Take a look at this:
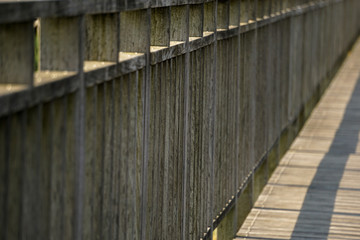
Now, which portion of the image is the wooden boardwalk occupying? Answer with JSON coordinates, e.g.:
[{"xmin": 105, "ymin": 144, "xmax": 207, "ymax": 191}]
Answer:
[{"xmin": 235, "ymin": 39, "xmax": 360, "ymax": 239}]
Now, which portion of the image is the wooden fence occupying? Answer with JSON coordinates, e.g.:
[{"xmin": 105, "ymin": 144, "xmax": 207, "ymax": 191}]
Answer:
[{"xmin": 0, "ymin": 0, "xmax": 359, "ymax": 239}]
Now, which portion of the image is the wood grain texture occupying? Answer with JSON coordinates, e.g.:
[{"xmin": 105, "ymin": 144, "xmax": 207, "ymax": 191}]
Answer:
[
  {"xmin": 0, "ymin": 22, "xmax": 33, "ymax": 85},
  {"xmin": 235, "ymin": 37, "xmax": 360, "ymax": 240},
  {"xmin": 189, "ymin": 4, "xmax": 204, "ymax": 37},
  {"xmin": 1, "ymin": 1, "xmax": 360, "ymax": 240},
  {"xmin": 40, "ymin": 17, "xmax": 80, "ymax": 71},
  {"xmin": 120, "ymin": 10, "xmax": 149, "ymax": 53},
  {"xmin": 85, "ymin": 14, "xmax": 119, "ymax": 61},
  {"xmin": 151, "ymin": 7, "xmax": 171, "ymax": 46}
]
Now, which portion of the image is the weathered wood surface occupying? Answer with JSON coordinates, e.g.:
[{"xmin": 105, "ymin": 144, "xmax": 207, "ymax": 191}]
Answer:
[
  {"xmin": 235, "ymin": 38, "xmax": 360, "ymax": 240},
  {"xmin": 0, "ymin": 1, "xmax": 359, "ymax": 240}
]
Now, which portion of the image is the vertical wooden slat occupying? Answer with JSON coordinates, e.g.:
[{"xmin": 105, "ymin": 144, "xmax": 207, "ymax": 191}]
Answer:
[
  {"xmin": 151, "ymin": 7, "xmax": 171, "ymax": 46},
  {"xmin": 194, "ymin": 49, "xmax": 200, "ymax": 238},
  {"xmin": 213, "ymin": 40, "xmax": 219, "ymax": 221},
  {"xmin": 231, "ymin": 37, "xmax": 238, "ymax": 207},
  {"xmin": 254, "ymin": 26, "xmax": 268, "ymax": 200},
  {"xmin": 0, "ymin": 117, "xmax": 6, "ymax": 240},
  {"xmin": 204, "ymin": 2, "xmax": 215, "ymax": 32},
  {"xmin": 170, "ymin": 57, "xmax": 177, "ymax": 238},
  {"xmin": 0, "ymin": 22, "xmax": 33, "ymax": 85},
  {"xmin": 157, "ymin": 62, "xmax": 166, "ymax": 240},
  {"xmin": 240, "ymin": 0, "xmax": 249, "ymax": 24},
  {"xmin": 198, "ymin": 46, "xmax": 204, "ymax": 239},
  {"xmin": 75, "ymin": 14, "xmax": 85, "ymax": 240},
  {"xmin": 210, "ymin": 2, "xmax": 218, "ymax": 237},
  {"xmin": 139, "ymin": 7, "xmax": 151, "ymax": 240},
  {"xmin": 257, "ymin": 0, "xmax": 264, "ymax": 19},
  {"xmin": 126, "ymin": 73, "xmax": 137, "ymax": 240},
  {"xmin": 248, "ymin": 0, "xmax": 256, "ymax": 22},
  {"xmin": 239, "ymin": 32, "xmax": 246, "ymax": 181},
  {"xmin": 201, "ymin": 45, "xmax": 207, "ymax": 235},
  {"xmin": 188, "ymin": 50, "xmax": 194, "ymax": 240},
  {"xmin": 217, "ymin": 39, "xmax": 224, "ymax": 212},
  {"xmin": 115, "ymin": 77, "xmax": 126, "ymax": 240},
  {"xmin": 136, "ymin": 70, "xmax": 144, "ymax": 240},
  {"xmin": 50, "ymin": 98, "xmax": 66, "ymax": 240},
  {"xmin": 280, "ymin": 19, "xmax": 290, "ymax": 133},
  {"xmin": 230, "ymin": 0, "xmax": 240, "ymax": 26},
  {"xmin": 83, "ymin": 87, "xmax": 96, "ymax": 240},
  {"xmin": 175, "ymin": 55, "xmax": 185, "ymax": 240},
  {"xmin": 208, "ymin": 42, "xmax": 214, "ymax": 232},
  {"xmin": 119, "ymin": 76, "xmax": 130, "ymax": 239},
  {"xmin": 182, "ymin": 4, "xmax": 191, "ymax": 240},
  {"xmin": 166, "ymin": 59, "xmax": 175, "ymax": 237},
  {"xmin": 40, "ymin": 17, "xmax": 80, "ymax": 71},
  {"xmin": 40, "ymin": 103, "xmax": 52, "ymax": 239},
  {"xmin": 243, "ymin": 29, "xmax": 256, "ymax": 176},
  {"xmin": 5, "ymin": 113, "xmax": 23, "ymax": 239},
  {"xmin": 22, "ymin": 106, "xmax": 41, "ymax": 239},
  {"xmin": 266, "ymin": 21, "xmax": 275, "ymax": 152},
  {"xmin": 217, "ymin": 0, "xmax": 229, "ymax": 29},
  {"xmin": 120, "ymin": 10, "xmax": 148, "ymax": 53},
  {"xmin": 112, "ymin": 78, "xmax": 121, "ymax": 240},
  {"xmin": 224, "ymin": 37, "xmax": 230, "ymax": 206},
  {"xmin": 146, "ymin": 64, "xmax": 158, "ymax": 239},
  {"xmin": 128, "ymin": 71, "xmax": 140, "ymax": 240},
  {"xmin": 311, "ymin": 9, "xmax": 319, "ymax": 96},
  {"xmin": 275, "ymin": 20, "xmax": 281, "ymax": 149},
  {"xmin": 234, "ymin": 28, "xmax": 242, "ymax": 232},
  {"xmin": 94, "ymin": 84, "xmax": 103, "ymax": 240},
  {"xmin": 171, "ymin": 6, "xmax": 187, "ymax": 41},
  {"xmin": 102, "ymin": 81, "xmax": 113, "ymax": 239},
  {"xmin": 302, "ymin": 12, "xmax": 311, "ymax": 117},
  {"xmin": 85, "ymin": 13, "xmax": 119, "ymax": 61},
  {"xmin": 224, "ymin": 38, "xmax": 230, "ymax": 205},
  {"xmin": 169, "ymin": 56, "xmax": 177, "ymax": 238},
  {"xmin": 64, "ymin": 94, "xmax": 76, "ymax": 240},
  {"xmin": 152, "ymin": 62, "xmax": 162, "ymax": 239},
  {"xmin": 189, "ymin": 4, "xmax": 204, "ymax": 37},
  {"xmin": 160, "ymin": 60, "xmax": 170, "ymax": 239}
]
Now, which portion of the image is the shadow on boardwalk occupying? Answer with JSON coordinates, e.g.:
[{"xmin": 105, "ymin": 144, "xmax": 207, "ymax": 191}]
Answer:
[{"xmin": 290, "ymin": 72, "xmax": 360, "ymax": 238}]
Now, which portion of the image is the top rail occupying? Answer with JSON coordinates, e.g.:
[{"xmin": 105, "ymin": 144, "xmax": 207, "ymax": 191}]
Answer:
[{"xmin": 0, "ymin": 0, "xmax": 217, "ymax": 24}]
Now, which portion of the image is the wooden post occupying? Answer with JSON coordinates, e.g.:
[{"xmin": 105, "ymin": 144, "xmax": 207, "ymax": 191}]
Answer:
[
  {"xmin": 189, "ymin": 4, "xmax": 204, "ymax": 37},
  {"xmin": 240, "ymin": 0, "xmax": 249, "ymax": 24},
  {"xmin": 40, "ymin": 17, "xmax": 80, "ymax": 71},
  {"xmin": 120, "ymin": 9, "xmax": 148, "ymax": 53},
  {"xmin": 230, "ymin": 0, "xmax": 241, "ymax": 27},
  {"xmin": 171, "ymin": 5, "xmax": 187, "ymax": 41},
  {"xmin": 217, "ymin": 0, "xmax": 230, "ymax": 30},
  {"xmin": 204, "ymin": 2, "xmax": 215, "ymax": 32},
  {"xmin": 85, "ymin": 13, "xmax": 119, "ymax": 62},
  {"xmin": 0, "ymin": 22, "xmax": 33, "ymax": 85},
  {"xmin": 151, "ymin": 7, "xmax": 171, "ymax": 46}
]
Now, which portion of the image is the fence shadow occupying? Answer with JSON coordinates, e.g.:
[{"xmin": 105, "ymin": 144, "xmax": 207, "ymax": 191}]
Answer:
[{"xmin": 290, "ymin": 72, "xmax": 360, "ymax": 239}]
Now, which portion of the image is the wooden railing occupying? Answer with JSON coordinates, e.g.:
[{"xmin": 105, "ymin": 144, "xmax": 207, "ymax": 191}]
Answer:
[{"xmin": 0, "ymin": 0, "xmax": 359, "ymax": 239}]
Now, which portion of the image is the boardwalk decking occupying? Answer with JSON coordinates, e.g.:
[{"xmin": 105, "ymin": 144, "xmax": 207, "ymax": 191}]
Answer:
[{"xmin": 235, "ymin": 39, "xmax": 360, "ymax": 239}]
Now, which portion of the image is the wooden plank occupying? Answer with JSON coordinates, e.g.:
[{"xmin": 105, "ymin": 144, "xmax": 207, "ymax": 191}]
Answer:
[
  {"xmin": 83, "ymin": 87, "xmax": 96, "ymax": 240},
  {"xmin": 5, "ymin": 112, "xmax": 24, "ymax": 239},
  {"xmin": 0, "ymin": 117, "xmax": 7, "ymax": 240},
  {"xmin": 64, "ymin": 94, "xmax": 76, "ymax": 240},
  {"xmin": 0, "ymin": 22, "xmax": 33, "ymax": 85},
  {"xmin": 22, "ymin": 106, "xmax": 41, "ymax": 239}
]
